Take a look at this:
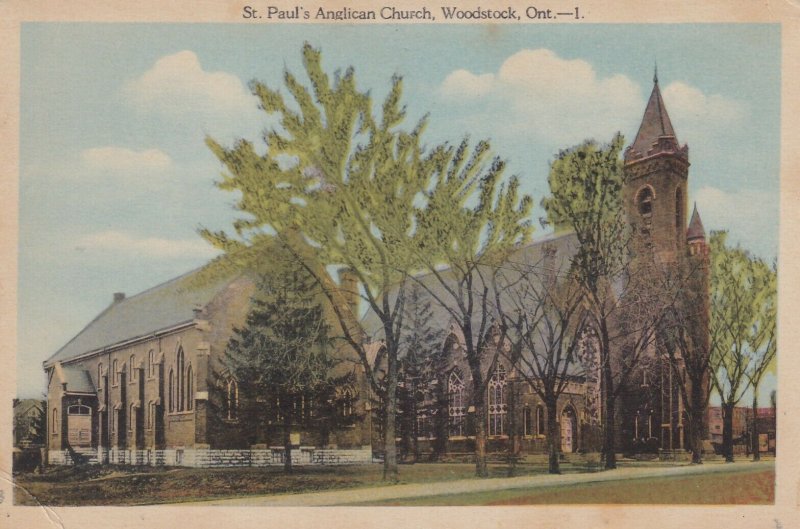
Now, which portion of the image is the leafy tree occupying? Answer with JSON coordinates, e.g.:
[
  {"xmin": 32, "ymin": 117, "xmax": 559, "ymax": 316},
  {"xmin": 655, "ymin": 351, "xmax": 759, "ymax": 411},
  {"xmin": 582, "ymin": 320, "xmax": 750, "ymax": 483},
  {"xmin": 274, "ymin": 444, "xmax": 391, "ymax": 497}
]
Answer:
[
  {"xmin": 223, "ymin": 263, "xmax": 343, "ymax": 472},
  {"xmin": 410, "ymin": 140, "xmax": 534, "ymax": 477},
  {"xmin": 709, "ymin": 231, "xmax": 776, "ymax": 462},
  {"xmin": 541, "ymin": 134, "xmax": 667, "ymax": 470},
  {"xmin": 201, "ymin": 44, "xmax": 449, "ymax": 481},
  {"xmin": 494, "ymin": 252, "xmax": 586, "ymax": 474}
]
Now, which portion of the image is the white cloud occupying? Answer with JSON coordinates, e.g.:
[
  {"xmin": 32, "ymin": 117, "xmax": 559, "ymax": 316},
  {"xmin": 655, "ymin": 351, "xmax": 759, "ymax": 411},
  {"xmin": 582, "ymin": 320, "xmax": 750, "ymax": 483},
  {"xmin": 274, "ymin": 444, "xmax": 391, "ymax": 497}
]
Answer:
[
  {"xmin": 81, "ymin": 146, "xmax": 172, "ymax": 173},
  {"xmin": 661, "ymin": 82, "xmax": 746, "ymax": 147},
  {"xmin": 76, "ymin": 230, "xmax": 220, "ymax": 260},
  {"xmin": 694, "ymin": 186, "xmax": 777, "ymax": 261},
  {"xmin": 125, "ymin": 50, "xmax": 255, "ymax": 116},
  {"xmin": 436, "ymin": 48, "xmax": 643, "ymax": 144},
  {"xmin": 439, "ymin": 69, "xmax": 494, "ymax": 99}
]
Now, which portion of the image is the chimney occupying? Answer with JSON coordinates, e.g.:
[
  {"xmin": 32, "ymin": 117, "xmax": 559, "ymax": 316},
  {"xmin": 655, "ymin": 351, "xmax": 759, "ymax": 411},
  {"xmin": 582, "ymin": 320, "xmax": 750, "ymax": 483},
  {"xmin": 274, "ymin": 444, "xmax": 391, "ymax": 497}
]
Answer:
[
  {"xmin": 113, "ymin": 292, "xmax": 126, "ymax": 303},
  {"xmin": 337, "ymin": 268, "xmax": 359, "ymax": 316}
]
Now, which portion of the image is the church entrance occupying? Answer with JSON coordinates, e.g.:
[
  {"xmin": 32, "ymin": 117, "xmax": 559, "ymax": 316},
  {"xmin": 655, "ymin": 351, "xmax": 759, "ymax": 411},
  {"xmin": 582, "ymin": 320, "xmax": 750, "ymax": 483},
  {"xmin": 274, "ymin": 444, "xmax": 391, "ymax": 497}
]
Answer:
[{"xmin": 561, "ymin": 407, "xmax": 576, "ymax": 453}]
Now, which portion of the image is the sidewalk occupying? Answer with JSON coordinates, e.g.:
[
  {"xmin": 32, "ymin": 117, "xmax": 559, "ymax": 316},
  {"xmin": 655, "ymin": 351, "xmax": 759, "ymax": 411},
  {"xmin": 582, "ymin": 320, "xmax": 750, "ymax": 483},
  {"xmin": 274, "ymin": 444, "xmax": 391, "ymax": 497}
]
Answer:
[{"xmin": 191, "ymin": 459, "xmax": 773, "ymax": 506}]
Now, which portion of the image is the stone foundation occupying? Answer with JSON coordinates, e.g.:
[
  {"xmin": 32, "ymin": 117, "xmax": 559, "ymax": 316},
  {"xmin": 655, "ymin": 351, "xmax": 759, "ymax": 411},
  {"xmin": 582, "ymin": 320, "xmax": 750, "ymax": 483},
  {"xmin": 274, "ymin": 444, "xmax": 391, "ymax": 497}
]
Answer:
[{"xmin": 48, "ymin": 447, "xmax": 374, "ymax": 467}]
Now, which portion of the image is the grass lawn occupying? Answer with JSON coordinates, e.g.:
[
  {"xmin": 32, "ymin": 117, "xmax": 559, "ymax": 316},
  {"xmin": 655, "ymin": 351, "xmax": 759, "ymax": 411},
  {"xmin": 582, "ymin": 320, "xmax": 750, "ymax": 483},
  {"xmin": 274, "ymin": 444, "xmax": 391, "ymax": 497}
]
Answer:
[
  {"xmin": 14, "ymin": 459, "xmax": 773, "ymax": 506},
  {"xmin": 356, "ymin": 465, "xmax": 775, "ymax": 505},
  {"xmin": 13, "ymin": 460, "xmax": 594, "ymax": 506}
]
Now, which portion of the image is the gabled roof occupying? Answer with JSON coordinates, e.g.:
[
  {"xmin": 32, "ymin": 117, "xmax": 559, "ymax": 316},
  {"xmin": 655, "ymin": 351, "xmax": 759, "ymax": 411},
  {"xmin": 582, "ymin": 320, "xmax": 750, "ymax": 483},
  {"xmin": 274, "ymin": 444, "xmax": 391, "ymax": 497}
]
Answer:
[
  {"xmin": 360, "ymin": 231, "xmax": 581, "ymax": 363},
  {"xmin": 59, "ymin": 366, "xmax": 96, "ymax": 394},
  {"xmin": 687, "ymin": 203, "xmax": 706, "ymax": 241},
  {"xmin": 44, "ymin": 268, "xmax": 236, "ymax": 367},
  {"xmin": 629, "ymin": 75, "xmax": 678, "ymax": 157}
]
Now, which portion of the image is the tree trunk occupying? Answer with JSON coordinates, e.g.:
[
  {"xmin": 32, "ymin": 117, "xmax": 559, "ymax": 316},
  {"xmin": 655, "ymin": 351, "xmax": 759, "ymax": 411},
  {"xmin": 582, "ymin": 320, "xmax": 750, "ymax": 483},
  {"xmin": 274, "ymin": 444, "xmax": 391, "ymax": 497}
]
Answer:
[
  {"xmin": 383, "ymin": 354, "xmax": 399, "ymax": 482},
  {"xmin": 474, "ymin": 400, "xmax": 488, "ymax": 478},
  {"xmin": 722, "ymin": 402, "xmax": 735, "ymax": 463},
  {"xmin": 283, "ymin": 403, "xmax": 293, "ymax": 473},
  {"xmin": 599, "ymin": 321, "xmax": 617, "ymax": 470},
  {"xmin": 689, "ymin": 378, "xmax": 706, "ymax": 464},
  {"xmin": 752, "ymin": 392, "xmax": 760, "ymax": 462},
  {"xmin": 545, "ymin": 397, "xmax": 560, "ymax": 474}
]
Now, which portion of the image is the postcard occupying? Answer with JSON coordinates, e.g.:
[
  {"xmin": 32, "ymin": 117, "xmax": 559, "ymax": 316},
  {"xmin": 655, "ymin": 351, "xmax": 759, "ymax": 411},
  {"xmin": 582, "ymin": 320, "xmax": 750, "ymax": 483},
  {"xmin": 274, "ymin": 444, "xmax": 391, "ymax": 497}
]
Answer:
[{"xmin": 1, "ymin": 1, "xmax": 798, "ymax": 528}]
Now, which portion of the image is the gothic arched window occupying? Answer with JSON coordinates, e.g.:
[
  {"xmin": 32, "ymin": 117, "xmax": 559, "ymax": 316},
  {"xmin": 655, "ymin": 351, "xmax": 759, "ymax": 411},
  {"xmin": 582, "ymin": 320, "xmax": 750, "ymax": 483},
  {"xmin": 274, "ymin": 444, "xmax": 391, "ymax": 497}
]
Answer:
[
  {"xmin": 636, "ymin": 186, "xmax": 654, "ymax": 217},
  {"xmin": 130, "ymin": 354, "xmax": 136, "ymax": 382},
  {"xmin": 523, "ymin": 406, "xmax": 532, "ymax": 436},
  {"xmin": 148, "ymin": 350, "xmax": 155, "ymax": 378},
  {"xmin": 176, "ymin": 347, "xmax": 185, "ymax": 411},
  {"xmin": 340, "ymin": 387, "xmax": 354, "ymax": 417},
  {"xmin": 225, "ymin": 378, "xmax": 238, "ymax": 420},
  {"xmin": 113, "ymin": 359, "xmax": 119, "ymax": 386},
  {"xmin": 168, "ymin": 369, "xmax": 174, "ymax": 413},
  {"xmin": 536, "ymin": 405, "xmax": 545, "ymax": 436},
  {"xmin": 186, "ymin": 364, "xmax": 193, "ymax": 411},
  {"xmin": 488, "ymin": 365, "xmax": 507, "ymax": 436},
  {"xmin": 448, "ymin": 369, "xmax": 466, "ymax": 437}
]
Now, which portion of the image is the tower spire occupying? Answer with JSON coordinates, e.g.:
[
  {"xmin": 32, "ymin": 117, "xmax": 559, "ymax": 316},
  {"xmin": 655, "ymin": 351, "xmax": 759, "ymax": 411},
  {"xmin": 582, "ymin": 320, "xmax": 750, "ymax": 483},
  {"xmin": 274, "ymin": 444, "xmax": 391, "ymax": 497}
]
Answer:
[{"xmin": 654, "ymin": 62, "xmax": 658, "ymax": 84}]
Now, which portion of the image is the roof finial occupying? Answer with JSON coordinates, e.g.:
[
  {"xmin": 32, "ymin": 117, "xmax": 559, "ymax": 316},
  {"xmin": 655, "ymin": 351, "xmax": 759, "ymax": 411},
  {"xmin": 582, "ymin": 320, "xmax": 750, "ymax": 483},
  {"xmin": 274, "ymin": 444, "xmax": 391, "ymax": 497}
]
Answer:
[{"xmin": 654, "ymin": 62, "xmax": 659, "ymax": 84}]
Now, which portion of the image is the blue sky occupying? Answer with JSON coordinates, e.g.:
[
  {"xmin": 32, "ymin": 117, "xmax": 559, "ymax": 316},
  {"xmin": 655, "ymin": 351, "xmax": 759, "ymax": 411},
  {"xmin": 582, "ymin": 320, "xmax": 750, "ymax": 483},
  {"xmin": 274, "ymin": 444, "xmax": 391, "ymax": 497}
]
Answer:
[{"xmin": 18, "ymin": 23, "xmax": 780, "ymax": 400}]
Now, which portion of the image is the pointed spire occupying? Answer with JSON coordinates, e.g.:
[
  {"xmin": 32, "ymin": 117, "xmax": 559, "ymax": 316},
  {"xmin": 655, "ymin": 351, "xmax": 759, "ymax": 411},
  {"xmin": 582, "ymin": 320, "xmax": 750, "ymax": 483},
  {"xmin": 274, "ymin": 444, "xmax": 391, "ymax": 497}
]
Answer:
[
  {"xmin": 628, "ymin": 72, "xmax": 678, "ymax": 159},
  {"xmin": 654, "ymin": 62, "xmax": 658, "ymax": 84},
  {"xmin": 687, "ymin": 203, "xmax": 706, "ymax": 241}
]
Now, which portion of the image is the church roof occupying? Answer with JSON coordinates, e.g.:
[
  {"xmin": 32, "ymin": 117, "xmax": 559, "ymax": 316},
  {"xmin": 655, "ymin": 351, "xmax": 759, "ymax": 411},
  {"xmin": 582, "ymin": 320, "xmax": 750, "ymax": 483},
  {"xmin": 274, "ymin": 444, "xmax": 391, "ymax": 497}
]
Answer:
[
  {"xmin": 59, "ymin": 366, "xmax": 96, "ymax": 394},
  {"xmin": 687, "ymin": 203, "xmax": 706, "ymax": 240},
  {"xmin": 44, "ymin": 268, "xmax": 236, "ymax": 367},
  {"xmin": 629, "ymin": 74, "xmax": 678, "ymax": 157}
]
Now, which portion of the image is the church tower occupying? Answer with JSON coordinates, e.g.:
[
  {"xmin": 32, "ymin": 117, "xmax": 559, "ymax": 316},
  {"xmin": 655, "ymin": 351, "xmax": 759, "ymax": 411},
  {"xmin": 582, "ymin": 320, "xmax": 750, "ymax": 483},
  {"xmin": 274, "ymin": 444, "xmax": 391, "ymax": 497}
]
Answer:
[{"xmin": 623, "ymin": 70, "xmax": 690, "ymax": 262}]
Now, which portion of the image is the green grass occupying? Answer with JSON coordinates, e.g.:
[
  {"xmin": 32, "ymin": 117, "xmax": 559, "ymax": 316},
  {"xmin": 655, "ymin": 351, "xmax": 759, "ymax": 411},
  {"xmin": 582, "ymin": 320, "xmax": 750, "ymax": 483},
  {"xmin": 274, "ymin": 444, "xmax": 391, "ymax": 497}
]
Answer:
[
  {"xmin": 14, "ymin": 459, "xmax": 772, "ymax": 506},
  {"xmin": 356, "ymin": 466, "xmax": 775, "ymax": 505},
  {"xmin": 14, "ymin": 461, "xmax": 585, "ymax": 506}
]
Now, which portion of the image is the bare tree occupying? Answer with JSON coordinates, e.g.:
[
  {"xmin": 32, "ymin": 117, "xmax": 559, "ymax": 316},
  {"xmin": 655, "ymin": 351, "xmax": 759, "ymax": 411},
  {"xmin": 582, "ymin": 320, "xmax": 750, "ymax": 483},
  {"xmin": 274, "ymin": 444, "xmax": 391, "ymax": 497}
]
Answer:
[{"xmin": 493, "ymin": 251, "xmax": 586, "ymax": 474}]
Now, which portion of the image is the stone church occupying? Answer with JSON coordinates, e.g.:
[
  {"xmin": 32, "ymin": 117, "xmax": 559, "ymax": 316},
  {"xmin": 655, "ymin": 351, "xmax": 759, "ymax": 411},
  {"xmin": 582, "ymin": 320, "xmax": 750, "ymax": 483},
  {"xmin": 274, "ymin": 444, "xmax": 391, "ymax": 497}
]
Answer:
[{"xmin": 43, "ymin": 73, "xmax": 708, "ymax": 466}]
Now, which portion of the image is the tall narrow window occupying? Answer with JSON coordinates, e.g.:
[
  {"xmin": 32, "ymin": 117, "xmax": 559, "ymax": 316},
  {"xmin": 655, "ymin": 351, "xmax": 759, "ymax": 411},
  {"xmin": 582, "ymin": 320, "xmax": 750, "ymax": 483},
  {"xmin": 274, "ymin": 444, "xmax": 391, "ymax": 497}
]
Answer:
[
  {"xmin": 524, "ymin": 407, "xmax": 532, "ymax": 436},
  {"xmin": 448, "ymin": 369, "xmax": 466, "ymax": 437},
  {"xmin": 113, "ymin": 359, "xmax": 119, "ymax": 385},
  {"xmin": 177, "ymin": 347, "xmax": 185, "ymax": 411},
  {"xmin": 130, "ymin": 354, "xmax": 136, "ymax": 381},
  {"xmin": 226, "ymin": 378, "xmax": 238, "ymax": 420},
  {"xmin": 637, "ymin": 186, "xmax": 654, "ymax": 217},
  {"xmin": 536, "ymin": 405, "xmax": 545, "ymax": 436},
  {"xmin": 52, "ymin": 408, "xmax": 58, "ymax": 436},
  {"xmin": 98, "ymin": 363, "xmax": 103, "ymax": 385},
  {"xmin": 488, "ymin": 365, "xmax": 507, "ymax": 436},
  {"xmin": 148, "ymin": 350, "xmax": 155, "ymax": 378},
  {"xmin": 168, "ymin": 369, "xmax": 174, "ymax": 412},
  {"xmin": 186, "ymin": 365, "xmax": 193, "ymax": 411},
  {"xmin": 341, "ymin": 388, "xmax": 354, "ymax": 417}
]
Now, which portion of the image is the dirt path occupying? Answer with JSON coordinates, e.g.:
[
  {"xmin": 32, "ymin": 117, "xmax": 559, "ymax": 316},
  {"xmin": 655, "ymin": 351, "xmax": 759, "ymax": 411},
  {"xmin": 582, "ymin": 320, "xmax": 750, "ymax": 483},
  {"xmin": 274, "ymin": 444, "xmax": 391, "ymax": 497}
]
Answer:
[{"xmin": 189, "ymin": 460, "xmax": 773, "ymax": 506}]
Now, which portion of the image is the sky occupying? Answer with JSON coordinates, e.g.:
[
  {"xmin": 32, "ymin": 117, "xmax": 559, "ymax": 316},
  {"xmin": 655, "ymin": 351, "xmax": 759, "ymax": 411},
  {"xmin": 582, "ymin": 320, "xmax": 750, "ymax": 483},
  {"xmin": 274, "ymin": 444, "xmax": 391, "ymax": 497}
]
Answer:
[{"xmin": 17, "ymin": 23, "xmax": 780, "ymax": 401}]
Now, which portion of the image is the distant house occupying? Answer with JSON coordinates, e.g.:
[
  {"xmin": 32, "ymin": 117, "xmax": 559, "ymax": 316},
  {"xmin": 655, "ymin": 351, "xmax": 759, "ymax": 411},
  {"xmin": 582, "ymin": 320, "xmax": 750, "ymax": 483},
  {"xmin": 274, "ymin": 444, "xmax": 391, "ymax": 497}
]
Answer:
[
  {"xmin": 706, "ymin": 406, "xmax": 776, "ymax": 454},
  {"xmin": 13, "ymin": 398, "xmax": 45, "ymax": 448}
]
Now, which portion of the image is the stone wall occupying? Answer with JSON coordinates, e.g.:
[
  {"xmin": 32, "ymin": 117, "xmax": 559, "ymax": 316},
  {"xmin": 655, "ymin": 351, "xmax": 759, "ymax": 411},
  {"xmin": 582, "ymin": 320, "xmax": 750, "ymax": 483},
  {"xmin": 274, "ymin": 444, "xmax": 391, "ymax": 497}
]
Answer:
[{"xmin": 47, "ymin": 447, "xmax": 374, "ymax": 468}]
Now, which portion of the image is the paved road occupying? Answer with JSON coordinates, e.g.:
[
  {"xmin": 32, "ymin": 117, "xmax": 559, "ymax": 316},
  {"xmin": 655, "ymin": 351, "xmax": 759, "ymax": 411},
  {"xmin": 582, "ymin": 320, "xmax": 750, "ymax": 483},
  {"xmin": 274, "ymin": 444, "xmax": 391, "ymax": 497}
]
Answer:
[{"xmin": 190, "ymin": 460, "xmax": 773, "ymax": 506}]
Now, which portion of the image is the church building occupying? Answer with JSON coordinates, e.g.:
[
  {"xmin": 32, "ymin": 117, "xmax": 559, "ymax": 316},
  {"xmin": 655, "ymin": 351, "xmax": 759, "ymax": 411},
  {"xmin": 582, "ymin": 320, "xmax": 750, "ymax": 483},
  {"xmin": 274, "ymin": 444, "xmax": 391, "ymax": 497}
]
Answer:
[{"xmin": 43, "ymin": 72, "xmax": 708, "ymax": 466}]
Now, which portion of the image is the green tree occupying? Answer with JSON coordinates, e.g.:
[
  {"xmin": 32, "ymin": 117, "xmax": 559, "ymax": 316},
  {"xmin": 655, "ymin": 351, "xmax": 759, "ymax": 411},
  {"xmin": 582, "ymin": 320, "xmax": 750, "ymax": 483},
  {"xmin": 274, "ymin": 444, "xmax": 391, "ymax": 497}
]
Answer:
[
  {"xmin": 411, "ymin": 140, "xmax": 534, "ymax": 477},
  {"xmin": 202, "ymin": 44, "xmax": 445, "ymax": 481},
  {"xmin": 709, "ymin": 231, "xmax": 776, "ymax": 462},
  {"xmin": 224, "ymin": 264, "xmax": 339, "ymax": 473},
  {"xmin": 541, "ymin": 134, "xmax": 666, "ymax": 470}
]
